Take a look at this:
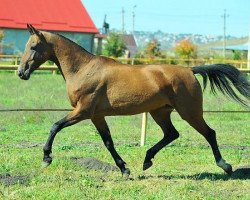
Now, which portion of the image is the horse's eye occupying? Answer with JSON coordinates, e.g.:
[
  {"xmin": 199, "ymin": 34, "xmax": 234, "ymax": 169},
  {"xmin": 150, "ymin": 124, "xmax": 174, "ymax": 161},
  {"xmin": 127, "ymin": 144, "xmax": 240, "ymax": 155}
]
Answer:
[{"xmin": 31, "ymin": 46, "xmax": 36, "ymax": 50}]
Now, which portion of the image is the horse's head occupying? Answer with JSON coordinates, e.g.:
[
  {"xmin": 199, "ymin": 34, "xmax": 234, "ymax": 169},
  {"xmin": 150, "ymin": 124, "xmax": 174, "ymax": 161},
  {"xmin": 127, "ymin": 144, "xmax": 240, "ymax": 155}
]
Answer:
[{"xmin": 18, "ymin": 24, "xmax": 52, "ymax": 80}]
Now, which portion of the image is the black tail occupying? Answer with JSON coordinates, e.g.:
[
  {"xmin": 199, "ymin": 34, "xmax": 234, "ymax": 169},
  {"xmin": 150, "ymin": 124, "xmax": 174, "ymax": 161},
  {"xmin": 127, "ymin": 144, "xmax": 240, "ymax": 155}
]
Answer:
[{"xmin": 192, "ymin": 64, "xmax": 250, "ymax": 106}]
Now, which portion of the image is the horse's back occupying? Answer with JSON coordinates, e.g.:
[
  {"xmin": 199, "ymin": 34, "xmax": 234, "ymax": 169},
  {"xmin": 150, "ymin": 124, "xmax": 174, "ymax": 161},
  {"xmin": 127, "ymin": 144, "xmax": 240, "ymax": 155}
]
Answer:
[{"xmin": 96, "ymin": 63, "xmax": 199, "ymax": 115}]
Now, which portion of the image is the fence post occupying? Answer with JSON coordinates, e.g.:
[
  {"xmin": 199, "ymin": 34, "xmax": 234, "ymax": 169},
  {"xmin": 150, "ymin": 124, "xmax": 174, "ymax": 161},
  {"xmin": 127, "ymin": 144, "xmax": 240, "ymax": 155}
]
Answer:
[
  {"xmin": 52, "ymin": 63, "xmax": 56, "ymax": 75},
  {"xmin": 131, "ymin": 59, "xmax": 148, "ymax": 146},
  {"xmin": 140, "ymin": 112, "xmax": 148, "ymax": 146},
  {"xmin": 14, "ymin": 55, "xmax": 18, "ymax": 75},
  {"xmin": 131, "ymin": 58, "xmax": 134, "ymax": 65}
]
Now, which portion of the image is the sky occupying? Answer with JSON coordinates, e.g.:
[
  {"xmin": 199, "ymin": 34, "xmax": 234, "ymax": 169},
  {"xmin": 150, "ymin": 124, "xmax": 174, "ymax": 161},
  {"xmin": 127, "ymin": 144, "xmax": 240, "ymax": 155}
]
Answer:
[{"xmin": 83, "ymin": 0, "xmax": 250, "ymax": 37}]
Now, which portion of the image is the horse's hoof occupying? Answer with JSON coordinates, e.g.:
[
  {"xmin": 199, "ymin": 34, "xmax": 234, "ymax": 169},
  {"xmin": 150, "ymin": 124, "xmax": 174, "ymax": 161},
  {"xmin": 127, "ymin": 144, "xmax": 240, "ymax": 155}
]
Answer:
[
  {"xmin": 122, "ymin": 168, "xmax": 131, "ymax": 179},
  {"xmin": 42, "ymin": 161, "xmax": 51, "ymax": 168},
  {"xmin": 217, "ymin": 159, "xmax": 233, "ymax": 175},
  {"xmin": 143, "ymin": 161, "xmax": 153, "ymax": 171},
  {"xmin": 42, "ymin": 157, "xmax": 52, "ymax": 168},
  {"xmin": 224, "ymin": 164, "xmax": 233, "ymax": 175}
]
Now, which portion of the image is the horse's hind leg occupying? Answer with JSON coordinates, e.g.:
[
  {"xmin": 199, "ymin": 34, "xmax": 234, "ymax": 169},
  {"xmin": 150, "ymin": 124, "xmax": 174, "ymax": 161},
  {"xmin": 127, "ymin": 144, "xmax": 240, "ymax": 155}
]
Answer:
[
  {"xmin": 177, "ymin": 108, "xmax": 233, "ymax": 175},
  {"xmin": 91, "ymin": 116, "xmax": 130, "ymax": 177},
  {"xmin": 143, "ymin": 107, "xmax": 179, "ymax": 170}
]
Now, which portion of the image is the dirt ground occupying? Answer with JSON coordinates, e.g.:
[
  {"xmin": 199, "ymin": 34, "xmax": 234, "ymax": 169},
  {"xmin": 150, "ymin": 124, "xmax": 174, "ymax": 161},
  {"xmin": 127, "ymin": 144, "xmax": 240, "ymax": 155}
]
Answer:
[
  {"xmin": 0, "ymin": 173, "xmax": 29, "ymax": 186},
  {"xmin": 71, "ymin": 157, "xmax": 119, "ymax": 173}
]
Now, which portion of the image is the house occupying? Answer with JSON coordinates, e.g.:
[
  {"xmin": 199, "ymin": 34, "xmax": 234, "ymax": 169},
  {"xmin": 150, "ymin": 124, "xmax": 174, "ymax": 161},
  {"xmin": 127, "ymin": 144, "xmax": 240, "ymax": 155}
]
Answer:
[
  {"xmin": 0, "ymin": 0, "xmax": 98, "ymax": 54},
  {"xmin": 212, "ymin": 42, "xmax": 250, "ymax": 69},
  {"xmin": 123, "ymin": 34, "xmax": 138, "ymax": 58}
]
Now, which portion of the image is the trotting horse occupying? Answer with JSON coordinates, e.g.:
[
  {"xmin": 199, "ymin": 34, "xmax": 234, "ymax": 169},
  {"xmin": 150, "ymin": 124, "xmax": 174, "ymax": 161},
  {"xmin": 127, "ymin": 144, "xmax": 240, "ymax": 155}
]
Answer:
[{"xmin": 18, "ymin": 24, "xmax": 250, "ymax": 176}]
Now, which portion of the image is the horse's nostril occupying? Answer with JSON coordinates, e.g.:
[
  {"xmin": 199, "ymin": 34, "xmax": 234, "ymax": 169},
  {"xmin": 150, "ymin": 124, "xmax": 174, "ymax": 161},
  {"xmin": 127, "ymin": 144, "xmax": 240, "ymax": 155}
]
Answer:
[{"xmin": 18, "ymin": 70, "xmax": 23, "ymax": 77}]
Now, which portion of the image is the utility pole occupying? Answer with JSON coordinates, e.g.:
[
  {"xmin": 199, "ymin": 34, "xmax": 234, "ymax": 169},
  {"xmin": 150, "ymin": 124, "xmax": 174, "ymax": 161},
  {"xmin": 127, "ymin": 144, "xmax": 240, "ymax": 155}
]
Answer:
[
  {"xmin": 122, "ymin": 7, "xmax": 125, "ymax": 34},
  {"xmin": 132, "ymin": 5, "xmax": 136, "ymax": 34},
  {"xmin": 248, "ymin": 30, "xmax": 250, "ymax": 69},
  {"xmin": 222, "ymin": 9, "xmax": 229, "ymax": 59}
]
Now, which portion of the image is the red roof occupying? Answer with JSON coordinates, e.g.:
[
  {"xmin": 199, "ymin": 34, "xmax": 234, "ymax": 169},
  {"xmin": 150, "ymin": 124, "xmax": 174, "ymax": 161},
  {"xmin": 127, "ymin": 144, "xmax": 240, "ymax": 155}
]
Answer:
[{"xmin": 0, "ymin": 0, "xmax": 98, "ymax": 33}]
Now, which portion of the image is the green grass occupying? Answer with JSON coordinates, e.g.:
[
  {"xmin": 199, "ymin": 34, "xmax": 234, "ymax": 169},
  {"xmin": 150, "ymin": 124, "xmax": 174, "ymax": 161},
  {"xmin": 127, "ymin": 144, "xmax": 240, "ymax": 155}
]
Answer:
[{"xmin": 0, "ymin": 72, "xmax": 249, "ymax": 200}]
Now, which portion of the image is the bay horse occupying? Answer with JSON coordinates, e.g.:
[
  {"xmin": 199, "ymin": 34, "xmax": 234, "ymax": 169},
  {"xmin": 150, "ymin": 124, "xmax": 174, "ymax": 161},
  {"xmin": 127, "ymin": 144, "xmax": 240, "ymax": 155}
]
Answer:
[{"xmin": 18, "ymin": 24, "xmax": 250, "ymax": 177}]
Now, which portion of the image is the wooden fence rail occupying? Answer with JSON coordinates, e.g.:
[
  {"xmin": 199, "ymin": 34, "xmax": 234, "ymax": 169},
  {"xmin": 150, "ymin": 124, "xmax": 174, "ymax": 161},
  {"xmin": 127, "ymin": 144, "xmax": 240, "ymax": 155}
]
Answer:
[{"xmin": 0, "ymin": 55, "xmax": 250, "ymax": 73}]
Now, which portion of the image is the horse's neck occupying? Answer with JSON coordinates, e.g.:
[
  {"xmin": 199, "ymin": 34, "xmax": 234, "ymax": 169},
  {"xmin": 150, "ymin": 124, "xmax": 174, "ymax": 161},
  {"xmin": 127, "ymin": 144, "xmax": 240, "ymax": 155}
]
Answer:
[{"xmin": 47, "ymin": 33, "xmax": 94, "ymax": 80}]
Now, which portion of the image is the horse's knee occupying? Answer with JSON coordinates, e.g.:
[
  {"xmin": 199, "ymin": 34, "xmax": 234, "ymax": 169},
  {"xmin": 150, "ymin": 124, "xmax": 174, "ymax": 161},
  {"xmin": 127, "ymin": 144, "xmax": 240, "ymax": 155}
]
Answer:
[{"xmin": 50, "ymin": 119, "xmax": 66, "ymax": 133}]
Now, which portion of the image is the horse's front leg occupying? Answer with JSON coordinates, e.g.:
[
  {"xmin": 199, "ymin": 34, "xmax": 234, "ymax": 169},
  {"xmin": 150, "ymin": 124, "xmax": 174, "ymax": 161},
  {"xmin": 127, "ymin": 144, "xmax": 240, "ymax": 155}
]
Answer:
[
  {"xmin": 43, "ymin": 107, "xmax": 85, "ymax": 167},
  {"xmin": 91, "ymin": 117, "xmax": 130, "ymax": 177}
]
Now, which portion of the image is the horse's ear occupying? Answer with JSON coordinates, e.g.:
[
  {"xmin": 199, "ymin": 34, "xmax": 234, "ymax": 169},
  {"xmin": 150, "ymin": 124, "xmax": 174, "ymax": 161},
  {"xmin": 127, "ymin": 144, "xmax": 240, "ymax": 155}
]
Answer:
[
  {"xmin": 27, "ymin": 24, "xmax": 35, "ymax": 35},
  {"xmin": 27, "ymin": 24, "xmax": 40, "ymax": 35},
  {"xmin": 27, "ymin": 24, "xmax": 46, "ymax": 41}
]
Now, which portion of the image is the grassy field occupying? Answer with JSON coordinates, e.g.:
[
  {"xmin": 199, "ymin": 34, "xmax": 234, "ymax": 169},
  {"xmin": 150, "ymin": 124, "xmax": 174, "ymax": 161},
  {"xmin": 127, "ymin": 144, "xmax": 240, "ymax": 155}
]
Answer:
[{"xmin": 0, "ymin": 71, "xmax": 249, "ymax": 200}]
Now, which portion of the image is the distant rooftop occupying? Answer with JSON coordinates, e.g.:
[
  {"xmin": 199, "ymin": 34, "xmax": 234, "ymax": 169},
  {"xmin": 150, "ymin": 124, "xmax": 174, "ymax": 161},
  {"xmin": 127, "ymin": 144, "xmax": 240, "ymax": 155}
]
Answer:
[
  {"xmin": 123, "ymin": 34, "xmax": 137, "ymax": 57},
  {"xmin": 0, "ymin": 0, "xmax": 98, "ymax": 33}
]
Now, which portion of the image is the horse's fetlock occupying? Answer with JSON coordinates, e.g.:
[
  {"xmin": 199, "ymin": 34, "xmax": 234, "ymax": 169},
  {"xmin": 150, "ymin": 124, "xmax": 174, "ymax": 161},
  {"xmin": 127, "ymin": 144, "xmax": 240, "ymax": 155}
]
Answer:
[
  {"xmin": 43, "ymin": 147, "xmax": 51, "ymax": 155},
  {"xmin": 117, "ymin": 159, "xmax": 126, "ymax": 166},
  {"xmin": 145, "ymin": 149, "xmax": 155, "ymax": 160},
  {"xmin": 172, "ymin": 131, "xmax": 180, "ymax": 140}
]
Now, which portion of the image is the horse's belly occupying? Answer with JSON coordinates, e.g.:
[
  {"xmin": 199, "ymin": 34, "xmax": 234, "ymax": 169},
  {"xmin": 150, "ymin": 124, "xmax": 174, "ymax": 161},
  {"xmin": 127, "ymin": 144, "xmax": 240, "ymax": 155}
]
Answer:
[{"xmin": 96, "ymin": 92, "xmax": 171, "ymax": 116}]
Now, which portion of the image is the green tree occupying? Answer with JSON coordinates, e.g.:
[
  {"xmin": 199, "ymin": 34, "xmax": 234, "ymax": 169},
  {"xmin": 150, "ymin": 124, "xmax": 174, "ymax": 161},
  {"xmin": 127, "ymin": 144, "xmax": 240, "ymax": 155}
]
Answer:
[
  {"xmin": 175, "ymin": 39, "xmax": 197, "ymax": 59},
  {"xmin": 103, "ymin": 33, "xmax": 126, "ymax": 57},
  {"xmin": 232, "ymin": 50, "xmax": 241, "ymax": 60},
  {"xmin": 144, "ymin": 39, "xmax": 162, "ymax": 58}
]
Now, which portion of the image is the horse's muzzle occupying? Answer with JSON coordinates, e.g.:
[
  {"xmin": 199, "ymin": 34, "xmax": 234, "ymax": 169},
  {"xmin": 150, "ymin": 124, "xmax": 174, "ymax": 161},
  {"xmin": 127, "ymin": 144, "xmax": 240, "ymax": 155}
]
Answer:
[{"xmin": 17, "ymin": 68, "xmax": 30, "ymax": 80}]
